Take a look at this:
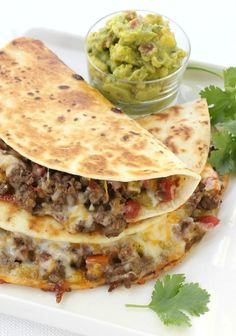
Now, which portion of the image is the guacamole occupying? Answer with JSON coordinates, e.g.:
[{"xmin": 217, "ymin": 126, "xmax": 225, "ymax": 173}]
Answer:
[{"xmin": 86, "ymin": 11, "xmax": 188, "ymax": 115}]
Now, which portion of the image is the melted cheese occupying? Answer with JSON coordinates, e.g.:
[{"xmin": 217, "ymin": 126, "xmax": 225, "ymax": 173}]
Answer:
[
  {"xmin": 147, "ymin": 189, "xmax": 159, "ymax": 207},
  {"xmin": 201, "ymin": 164, "xmax": 222, "ymax": 191},
  {"xmin": 132, "ymin": 213, "xmax": 185, "ymax": 260},
  {"xmin": 0, "ymin": 151, "xmax": 21, "ymax": 176},
  {"xmin": 67, "ymin": 204, "xmax": 93, "ymax": 231}
]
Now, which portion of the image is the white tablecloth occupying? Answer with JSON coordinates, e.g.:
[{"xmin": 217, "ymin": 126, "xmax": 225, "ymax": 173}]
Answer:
[{"xmin": 0, "ymin": 0, "xmax": 235, "ymax": 335}]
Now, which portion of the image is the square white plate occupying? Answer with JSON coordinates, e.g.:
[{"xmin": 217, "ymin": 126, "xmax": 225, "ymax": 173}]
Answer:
[{"xmin": 0, "ymin": 28, "xmax": 235, "ymax": 336}]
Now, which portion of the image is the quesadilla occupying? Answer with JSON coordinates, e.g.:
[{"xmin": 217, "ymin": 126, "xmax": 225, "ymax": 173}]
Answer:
[
  {"xmin": 0, "ymin": 37, "xmax": 225, "ymax": 302},
  {"xmin": 0, "ymin": 95, "xmax": 223, "ymax": 302},
  {"xmin": 0, "ymin": 99, "xmax": 210, "ymax": 244},
  {"xmin": 0, "ymin": 38, "xmax": 200, "ymax": 239},
  {"xmin": 0, "ymin": 163, "xmax": 225, "ymax": 302}
]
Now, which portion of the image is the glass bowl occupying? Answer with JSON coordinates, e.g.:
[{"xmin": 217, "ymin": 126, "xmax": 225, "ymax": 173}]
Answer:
[{"xmin": 85, "ymin": 10, "xmax": 191, "ymax": 117}]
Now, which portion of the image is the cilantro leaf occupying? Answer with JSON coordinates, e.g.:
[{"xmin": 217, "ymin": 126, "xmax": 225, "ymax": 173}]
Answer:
[
  {"xmin": 209, "ymin": 127, "xmax": 236, "ymax": 174},
  {"xmin": 151, "ymin": 273, "xmax": 185, "ymax": 303},
  {"xmin": 199, "ymin": 66, "xmax": 236, "ymax": 174},
  {"xmin": 219, "ymin": 120, "xmax": 236, "ymax": 135},
  {"xmin": 224, "ymin": 67, "xmax": 236, "ymax": 91},
  {"xmin": 126, "ymin": 274, "xmax": 210, "ymax": 327},
  {"xmin": 200, "ymin": 86, "xmax": 236, "ymax": 125}
]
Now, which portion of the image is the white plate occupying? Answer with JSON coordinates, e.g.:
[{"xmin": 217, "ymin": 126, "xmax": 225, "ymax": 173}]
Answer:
[{"xmin": 0, "ymin": 28, "xmax": 235, "ymax": 336}]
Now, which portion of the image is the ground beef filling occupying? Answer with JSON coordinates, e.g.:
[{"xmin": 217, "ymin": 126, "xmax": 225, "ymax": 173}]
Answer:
[
  {"xmin": 0, "ymin": 139, "xmax": 177, "ymax": 237},
  {"xmin": 0, "ymin": 169, "xmax": 223, "ymax": 296},
  {"xmin": 0, "ymin": 229, "xmax": 158, "ymax": 298},
  {"xmin": 104, "ymin": 243, "xmax": 155, "ymax": 290},
  {"xmin": 187, "ymin": 181, "xmax": 222, "ymax": 214},
  {"xmin": 173, "ymin": 175, "xmax": 224, "ymax": 252}
]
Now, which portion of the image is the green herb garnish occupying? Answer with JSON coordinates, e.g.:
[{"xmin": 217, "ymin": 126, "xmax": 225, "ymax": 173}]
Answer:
[
  {"xmin": 126, "ymin": 274, "xmax": 210, "ymax": 327},
  {"xmin": 200, "ymin": 67, "xmax": 236, "ymax": 174}
]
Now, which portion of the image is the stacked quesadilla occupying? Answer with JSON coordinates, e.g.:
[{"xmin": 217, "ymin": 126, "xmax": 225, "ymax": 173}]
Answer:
[{"xmin": 0, "ymin": 38, "xmax": 225, "ymax": 301}]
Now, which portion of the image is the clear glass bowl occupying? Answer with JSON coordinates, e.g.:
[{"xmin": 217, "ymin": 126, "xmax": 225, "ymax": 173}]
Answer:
[{"xmin": 85, "ymin": 10, "xmax": 191, "ymax": 117}]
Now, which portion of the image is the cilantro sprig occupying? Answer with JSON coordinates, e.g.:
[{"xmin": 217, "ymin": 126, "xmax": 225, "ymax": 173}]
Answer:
[
  {"xmin": 126, "ymin": 274, "xmax": 210, "ymax": 327},
  {"xmin": 197, "ymin": 66, "xmax": 236, "ymax": 174}
]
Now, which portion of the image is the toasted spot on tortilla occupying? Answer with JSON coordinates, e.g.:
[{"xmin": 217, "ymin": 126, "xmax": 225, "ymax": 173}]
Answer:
[
  {"xmin": 164, "ymin": 136, "xmax": 178, "ymax": 154},
  {"xmin": 129, "ymin": 131, "xmax": 140, "ymax": 136},
  {"xmin": 57, "ymin": 115, "xmax": 65, "ymax": 123},
  {"xmin": 119, "ymin": 151, "xmax": 154, "ymax": 167},
  {"xmin": 149, "ymin": 127, "xmax": 161, "ymax": 134},
  {"xmin": 121, "ymin": 134, "xmax": 129, "ymax": 141},
  {"xmin": 171, "ymin": 125, "xmax": 193, "ymax": 140},
  {"xmin": 80, "ymin": 154, "xmax": 116, "ymax": 175},
  {"xmin": 111, "ymin": 107, "xmax": 122, "ymax": 113},
  {"xmin": 171, "ymin": 106, "xmax": 181, "ymax": 115},
  {"xmin": 72, "ymin": 74, "xmax": 84, "ymax": 81},
  {"xmin": 58, "ymin": 85, "xmax": 70, "ymax": 90},
  {"xmin": 154, "ymin": 112, "xmax": 169, "ymax": 120},
  {"xmin": 58, "ymin": 90, "xmax": 96, "ymax": 109}
]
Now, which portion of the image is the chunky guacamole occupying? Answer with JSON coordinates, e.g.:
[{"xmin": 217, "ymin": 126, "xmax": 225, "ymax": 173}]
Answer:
[{"xmin": 86, "ymin": 11, "xmax": 188, "ymax": 115}]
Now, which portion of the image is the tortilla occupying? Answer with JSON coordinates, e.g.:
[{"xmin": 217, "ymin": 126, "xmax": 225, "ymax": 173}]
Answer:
[
  {"xmin": 0, "ymin": 94, "xmax": 209, "ymax": 243},
  {"xmin": 0, "ymin": 164, "xmax": 225, "ymax": 301},
  {"xmin": 0, "ymin": 37, "xmax": 195, "ymax": 181},
  {"xmin": 0, "ymin": 38, "xmax": 201, "ymax": 239},
  {"xmin": 0, "ymin": 96, "xmax": 210, "ymax": 243},
  {"xmin": 137, "ymin": 99, "xmax": 210, "ymax": 174}
]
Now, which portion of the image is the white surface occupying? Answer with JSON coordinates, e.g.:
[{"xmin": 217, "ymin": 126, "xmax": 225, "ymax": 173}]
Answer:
[
  {"xmin": 0, "ymin": 1, "xmax": 235, "ymax": 336},
  {"xmin": 0, "ymin": 0, "xmax": 235, "ymax": 66},
  {"xmin": 0, "ymin": 314, "xmax": 77, "ymax": 336}
]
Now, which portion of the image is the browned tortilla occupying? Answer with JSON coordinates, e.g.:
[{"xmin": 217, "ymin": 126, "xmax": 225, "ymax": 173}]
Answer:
[
  {"xmin": 0, "ymin": 38, "xmax": 199, "ymax": 183},
  {"xmin": 0, "ymin": 38, "xmax": 202, "ymax": 237},
  {"xmin": 137, "ymin": 99, "xmax": 210, "ymax": 174}
]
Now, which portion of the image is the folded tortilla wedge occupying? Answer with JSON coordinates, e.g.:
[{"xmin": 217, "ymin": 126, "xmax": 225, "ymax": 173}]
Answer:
[
  {"xmin": 0, "ymin": 98, "xmax": 210, "ymax": 246},
  {"xmin": 137, "ymin": 99, "xmax": 211, "ymax": 174},
  {"xmin": 0, "ymin": 38, "xmax": 202, "ymax": 240},
  {"xmin": 0, "ymin": 86, "xmax": 224, "ymax": 299}
]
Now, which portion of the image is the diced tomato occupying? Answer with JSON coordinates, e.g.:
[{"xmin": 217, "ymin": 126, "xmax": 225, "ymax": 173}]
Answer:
[
  {"xmin": 124, "ymin": 199, "xmax": 140, "ymax": 219},
  {"xmin": 32, "ymin": 163, "xmax": 46, "ymax": 177},
  {"xmin": 197, "ymin": 215, "xmax": 220, "ymax": 227},
  {"xmin": 86, "ymin": 254, "xmax": 109, "ymax": 265},
  {"xmin": 0, "ymin": 194, "xmax": 15, "ymax": 202},
  {"xmin": 161, "ymin": 179, "xmax": 176, "ymax": 202},
  {"xmin": 88, "ymin": 180, "xmax": 100, "ymax": 191}
]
